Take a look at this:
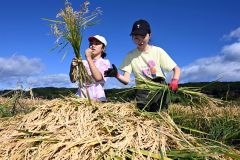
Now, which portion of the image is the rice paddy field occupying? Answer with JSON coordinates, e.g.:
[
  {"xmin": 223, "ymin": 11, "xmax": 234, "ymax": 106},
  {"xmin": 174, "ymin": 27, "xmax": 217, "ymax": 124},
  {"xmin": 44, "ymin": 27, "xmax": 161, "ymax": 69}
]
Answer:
[
  {"xmin": 2, "ymin": 0, "xmax": 239, "ymax": 159},
  {"xmin": 0, "ymin": 92, "xmax": 240, "ymax": 159}
]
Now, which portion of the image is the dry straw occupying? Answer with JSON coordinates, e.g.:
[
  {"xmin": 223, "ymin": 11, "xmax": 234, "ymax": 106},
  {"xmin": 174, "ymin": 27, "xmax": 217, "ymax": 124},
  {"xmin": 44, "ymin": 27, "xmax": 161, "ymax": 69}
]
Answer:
[
  {"xmin": 43, "ymin": 0, "xmax": 102, "ymax": 103},
  {"xmin": 0, "ymin": 97, "xmax": 239, "ymax": 159}
]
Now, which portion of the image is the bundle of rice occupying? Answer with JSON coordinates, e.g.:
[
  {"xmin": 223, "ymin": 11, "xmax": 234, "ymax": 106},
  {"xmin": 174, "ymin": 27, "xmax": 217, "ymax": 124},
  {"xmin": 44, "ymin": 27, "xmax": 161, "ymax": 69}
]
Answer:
[
  {"xmin": 43, "ymin": 0, "xmax": 102, "ymax": 102},
  {"xmin": 135, "ymin": 78, "xmax": 223, "ymax": 108},
  {"xmin": 0, "ymin": 97, "xmax": 239, "ymax": 159}
]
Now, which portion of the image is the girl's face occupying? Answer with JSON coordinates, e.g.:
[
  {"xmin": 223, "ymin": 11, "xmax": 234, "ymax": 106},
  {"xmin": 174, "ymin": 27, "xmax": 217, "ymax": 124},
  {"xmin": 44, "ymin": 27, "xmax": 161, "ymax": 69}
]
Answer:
[
  {"xmin": 132, "ymin": 33, "xmax": 150, "ymax": 49},
  {"xmin": 89, "ymin": 40, "xmax": 104, "ymax": 57}
]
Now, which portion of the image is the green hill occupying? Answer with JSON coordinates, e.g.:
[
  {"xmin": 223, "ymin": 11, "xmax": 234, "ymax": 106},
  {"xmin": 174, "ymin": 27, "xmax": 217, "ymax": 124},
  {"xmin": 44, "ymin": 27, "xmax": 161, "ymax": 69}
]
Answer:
[{"xmin": 1, "ymin": 82, "xmax": 240, "ymax": 101}]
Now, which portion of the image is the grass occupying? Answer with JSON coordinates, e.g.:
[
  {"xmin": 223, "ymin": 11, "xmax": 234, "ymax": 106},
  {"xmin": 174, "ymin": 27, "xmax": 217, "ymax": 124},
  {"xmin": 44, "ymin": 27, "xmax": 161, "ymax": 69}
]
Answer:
[
  {"xmin": 169, "ymin": 104, "xmax": 240, "ymax": 150},
  {"xmin": 0, "ymin": 104, "xmax": 12, "ymax": 117},
  {"xmin": 0, "ymin": 90, "xmax": 44, "ymax": 118}
]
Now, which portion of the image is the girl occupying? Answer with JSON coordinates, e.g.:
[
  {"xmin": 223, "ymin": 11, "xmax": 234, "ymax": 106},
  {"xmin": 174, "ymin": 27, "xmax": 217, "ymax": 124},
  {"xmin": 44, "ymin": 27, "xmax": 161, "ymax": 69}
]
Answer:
[{"xmin": 70, "ymin": 35, "xmax": 110, "ymax": 101}]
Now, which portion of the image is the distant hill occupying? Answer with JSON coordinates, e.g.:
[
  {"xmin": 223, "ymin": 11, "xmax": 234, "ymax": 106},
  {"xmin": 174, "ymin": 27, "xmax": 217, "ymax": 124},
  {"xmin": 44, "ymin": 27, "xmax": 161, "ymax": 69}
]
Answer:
[
  {"xmin": 106, "ymin": 81, "xmax": 240, "ymax": 102},
  {"xmin": 179, "ymin": 81, "xmax": 240, "ymax": 100},
  {"xmin": 1, "ymin": 82, "xmax": 240, "ymax": 101}
]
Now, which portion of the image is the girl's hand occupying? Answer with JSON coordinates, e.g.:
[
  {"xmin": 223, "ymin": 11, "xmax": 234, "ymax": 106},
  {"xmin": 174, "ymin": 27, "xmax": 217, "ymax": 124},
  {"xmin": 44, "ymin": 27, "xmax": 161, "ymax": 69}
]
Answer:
[
  {"xmin": 85, "ymin": 48, "xmax": 93, "ymax": 60},
  {"xmin": 71, "ymin": 58, "xmax": 81, "ymax": 67}
]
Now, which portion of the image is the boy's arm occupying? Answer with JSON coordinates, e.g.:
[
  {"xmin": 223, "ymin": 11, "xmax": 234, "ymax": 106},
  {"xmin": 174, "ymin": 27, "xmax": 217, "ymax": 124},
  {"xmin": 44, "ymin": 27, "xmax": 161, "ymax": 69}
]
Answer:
[
  {"xmin": 169, "ymin": 65, "xmax": 181, "ymax": 91},
  {"xmin": 116, "ymin": 71, "xmax": 131, "ymax": 85},
  {"xmin": 172, "ymin": 65, "xmax": 181, "ymax": 80}
]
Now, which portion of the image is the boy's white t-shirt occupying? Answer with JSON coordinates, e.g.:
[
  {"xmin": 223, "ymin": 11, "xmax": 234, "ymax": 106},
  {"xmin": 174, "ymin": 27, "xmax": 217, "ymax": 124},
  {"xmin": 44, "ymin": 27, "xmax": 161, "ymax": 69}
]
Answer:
[{"xmin": 120, "ymin": 46, "xmax": 176, "ymax": 83}]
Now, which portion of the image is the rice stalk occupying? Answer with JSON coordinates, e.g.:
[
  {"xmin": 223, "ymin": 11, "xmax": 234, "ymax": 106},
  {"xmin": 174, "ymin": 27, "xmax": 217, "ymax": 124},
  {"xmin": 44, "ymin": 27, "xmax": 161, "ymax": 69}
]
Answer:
[
  {"xmin": 0, "ymin": 88, "xmax": 30, "ymax": 117},
  {"xmin": 135, "ymin": 78, "xmax": 223, "ymax": 108},
  {"xmin": 43, "ymin": 0, "xmax": 102, "ymax": 104}
]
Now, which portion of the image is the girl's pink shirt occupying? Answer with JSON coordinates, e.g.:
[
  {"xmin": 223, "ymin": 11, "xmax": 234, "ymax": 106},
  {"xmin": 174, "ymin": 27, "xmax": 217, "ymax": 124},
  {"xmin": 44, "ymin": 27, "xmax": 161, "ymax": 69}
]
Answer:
[{"xmin": 76, "ymin": 58, "xmax": 110, "ymax": 101}]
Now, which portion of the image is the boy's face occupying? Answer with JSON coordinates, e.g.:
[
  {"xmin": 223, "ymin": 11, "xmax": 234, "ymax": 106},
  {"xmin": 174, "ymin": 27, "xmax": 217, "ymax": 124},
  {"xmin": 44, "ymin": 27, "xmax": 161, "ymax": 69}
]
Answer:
[{"xmin": 132, "ymin": 33, "xmax": 150, "ymax": 48}]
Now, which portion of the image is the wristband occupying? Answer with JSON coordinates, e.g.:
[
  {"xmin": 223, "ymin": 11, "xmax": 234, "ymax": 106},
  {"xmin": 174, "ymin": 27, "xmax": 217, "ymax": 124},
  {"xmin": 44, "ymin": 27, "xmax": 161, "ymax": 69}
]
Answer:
[
  {"xmin": 172, "ymin": 78, "xmax": 179, "ymax": 83},
  {"xmin": 116, "ymin": 73, "xmax": 120, "ymax": 78}
]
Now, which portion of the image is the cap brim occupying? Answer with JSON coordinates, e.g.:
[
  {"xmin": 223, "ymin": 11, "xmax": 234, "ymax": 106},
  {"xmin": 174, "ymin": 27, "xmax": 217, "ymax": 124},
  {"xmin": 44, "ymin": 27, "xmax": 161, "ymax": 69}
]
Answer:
[
  {"xmin": 88, "ymin": 36, "xmax": 99, "ymax": 42},
  {"xmin": 130, "ymin": 30, "xmax": 148, "ymax": 36}
]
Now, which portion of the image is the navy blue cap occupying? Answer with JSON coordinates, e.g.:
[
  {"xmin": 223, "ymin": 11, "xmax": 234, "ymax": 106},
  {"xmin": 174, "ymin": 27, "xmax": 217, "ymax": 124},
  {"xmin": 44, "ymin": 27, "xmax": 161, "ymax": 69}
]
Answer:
[{"xmin": 130, "ymin": 19, "xmax": 151, "ymax": 36}]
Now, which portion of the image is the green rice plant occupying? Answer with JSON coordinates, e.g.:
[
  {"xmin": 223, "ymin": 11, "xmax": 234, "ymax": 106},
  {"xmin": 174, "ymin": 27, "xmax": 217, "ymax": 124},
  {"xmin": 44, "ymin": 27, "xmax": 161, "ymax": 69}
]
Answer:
[
  {"xmin": 170, "ymin": 104, "xmax": 240, "ymax": 149},
  {"xmin": 0, "ymin": 104, "xmax": 12, "ymax": 117},
  {"xmin": 135, "ymin": 78, "xmax": 223, "ymax": 109},
  {"xmin": 0, "ymin": 88, "xmax": 37, "ymax": 116},
  {"xmin": 127, "ymin": 148, "xmax": 171, "ymax": 160},
  {"xmin": 138, "ymin": 110, "xmax": 240, "ymax": 159},
  {"xmin": 43, "ymin": 0, "xmax": 102, "ymax": 104},
  {"xmin": 0, "ymin": 89, "xmax": 23, "ymax": 116}
]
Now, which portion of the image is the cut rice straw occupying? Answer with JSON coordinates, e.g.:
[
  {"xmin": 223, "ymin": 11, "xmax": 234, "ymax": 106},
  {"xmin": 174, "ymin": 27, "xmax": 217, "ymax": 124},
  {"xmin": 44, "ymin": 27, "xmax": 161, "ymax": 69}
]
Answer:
[{"xmin": 0, "ymin": 97, "xmax": 239, "ymax": 159}]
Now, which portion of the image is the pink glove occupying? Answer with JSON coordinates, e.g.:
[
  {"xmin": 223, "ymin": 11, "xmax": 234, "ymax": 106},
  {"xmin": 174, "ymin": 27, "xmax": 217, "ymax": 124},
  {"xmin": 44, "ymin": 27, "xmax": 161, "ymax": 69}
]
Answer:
[{"xmin": 169, "ymin": 79, "xmax": 179, "ymax": 91}]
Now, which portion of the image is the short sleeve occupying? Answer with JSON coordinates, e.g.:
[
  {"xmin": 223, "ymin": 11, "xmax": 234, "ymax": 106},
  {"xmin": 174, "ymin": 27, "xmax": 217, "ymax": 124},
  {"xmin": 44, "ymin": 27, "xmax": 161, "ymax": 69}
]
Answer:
[
  {"xmin": 158, "ymin": 48, "xmax": 176, "ymax": 72},
  {"xmin": 120, "ymin": 54, "xmax": 132, "ymax": 74},
  {"xmin": 98, "ymin": 59, "xmax": 110, "ymax": 82}
]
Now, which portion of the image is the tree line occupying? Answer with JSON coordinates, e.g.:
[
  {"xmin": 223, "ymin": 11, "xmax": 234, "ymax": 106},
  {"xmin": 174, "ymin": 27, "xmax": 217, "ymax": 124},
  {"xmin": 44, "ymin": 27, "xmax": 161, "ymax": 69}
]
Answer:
[{"xmin": 1, "ymin": 82, "xmax": 239, "ymax": 101}]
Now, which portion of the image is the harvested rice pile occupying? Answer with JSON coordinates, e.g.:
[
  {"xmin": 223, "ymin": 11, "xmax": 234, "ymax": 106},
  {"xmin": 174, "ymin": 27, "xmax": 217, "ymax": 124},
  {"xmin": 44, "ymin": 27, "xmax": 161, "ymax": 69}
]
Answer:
[{"xmin": 0, "ymin": 97, "xmax": 239, "ymax": 159}]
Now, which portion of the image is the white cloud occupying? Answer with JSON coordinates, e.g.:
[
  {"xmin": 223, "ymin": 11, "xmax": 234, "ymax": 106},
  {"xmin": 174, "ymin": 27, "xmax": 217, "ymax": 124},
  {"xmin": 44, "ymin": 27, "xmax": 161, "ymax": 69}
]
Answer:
[
  {"xmin": 2, "ymin": 27, "xmax": 240, "ymax": 90},
  {"xmin": 30, "ymin": 74, "xmax": 134, "ymax": 89},
  {"xmin": 0, "ymin": 54, "xmax": 133, "ymax": 89},
  {"xmin": 0, "ymin": 55, "xmax": 75, "ymax": 89},
  {"xmin": 27, "ymin": 74, "xmax": 75, "ymax": 88},
  {"xmin": 0, "ymin": 55, "xmax": 44, "ymax": 80},
  {"xmin": 222, "ymin": 42, "xmax": 240, "ymax": 61},
  {"xmin": 105, "ymin": 77, "xmax": 135, "ymax": 89},
  {"xmin": 0, "ymin": 55, "xmax": 46, "ymax": 89},
  {"xmin": 29, "ymin": 74, "xmax": 134, "ymax": 89},
  {"xmin": 223, "ymin": 27, "xmax": 240, "ymax": 41},
  {"xmin": 0, "ymin": 73, "xmax": 75, "ymax": 90},
  {"xmin": 181, "ymin": 29, "xmax": 240, "ymax": 83}
]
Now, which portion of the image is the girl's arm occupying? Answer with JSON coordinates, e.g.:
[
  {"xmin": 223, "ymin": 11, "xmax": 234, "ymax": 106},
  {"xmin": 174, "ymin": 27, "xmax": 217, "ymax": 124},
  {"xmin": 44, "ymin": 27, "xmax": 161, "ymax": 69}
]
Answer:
[{"xmin": 85, "ymin": 48, "xmax": 103, "ymax": 82}]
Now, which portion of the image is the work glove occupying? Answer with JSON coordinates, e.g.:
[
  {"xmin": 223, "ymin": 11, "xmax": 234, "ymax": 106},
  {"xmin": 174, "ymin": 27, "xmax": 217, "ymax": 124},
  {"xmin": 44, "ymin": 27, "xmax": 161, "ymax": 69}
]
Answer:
[
  {"xmin": 169, "ymin": 79, "xmax": 179, "ymax": 91},
  {"xmin": 104, "ymin": 64, "xmax": 119, "ymax": 77}
]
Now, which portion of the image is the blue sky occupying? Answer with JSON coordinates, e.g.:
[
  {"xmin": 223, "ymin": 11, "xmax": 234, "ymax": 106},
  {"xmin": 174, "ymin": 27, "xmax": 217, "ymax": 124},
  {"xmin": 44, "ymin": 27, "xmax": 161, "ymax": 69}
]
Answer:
[{"xmin": 0, "ymin": 0, "xmax": 240, "ymax": 90}]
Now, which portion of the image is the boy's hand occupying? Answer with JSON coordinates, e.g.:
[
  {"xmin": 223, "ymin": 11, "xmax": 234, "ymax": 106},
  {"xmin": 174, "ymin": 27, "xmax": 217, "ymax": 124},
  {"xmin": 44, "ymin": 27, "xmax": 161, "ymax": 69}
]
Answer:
[
  {"xmin": 104, "ymin": 64, "xmax": 119, "ymax": 77},
  {"xmin": 169, "ymin": 79, "xmax": 179, "ymax": 91}
]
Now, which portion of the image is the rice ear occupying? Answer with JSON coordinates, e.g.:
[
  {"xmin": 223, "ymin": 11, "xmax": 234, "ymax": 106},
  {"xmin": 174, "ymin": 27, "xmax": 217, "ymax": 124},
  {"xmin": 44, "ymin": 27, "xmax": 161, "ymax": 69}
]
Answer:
[{"xmin": 43, "ymin": 0, "xmax": 102, "ymax": 104}]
